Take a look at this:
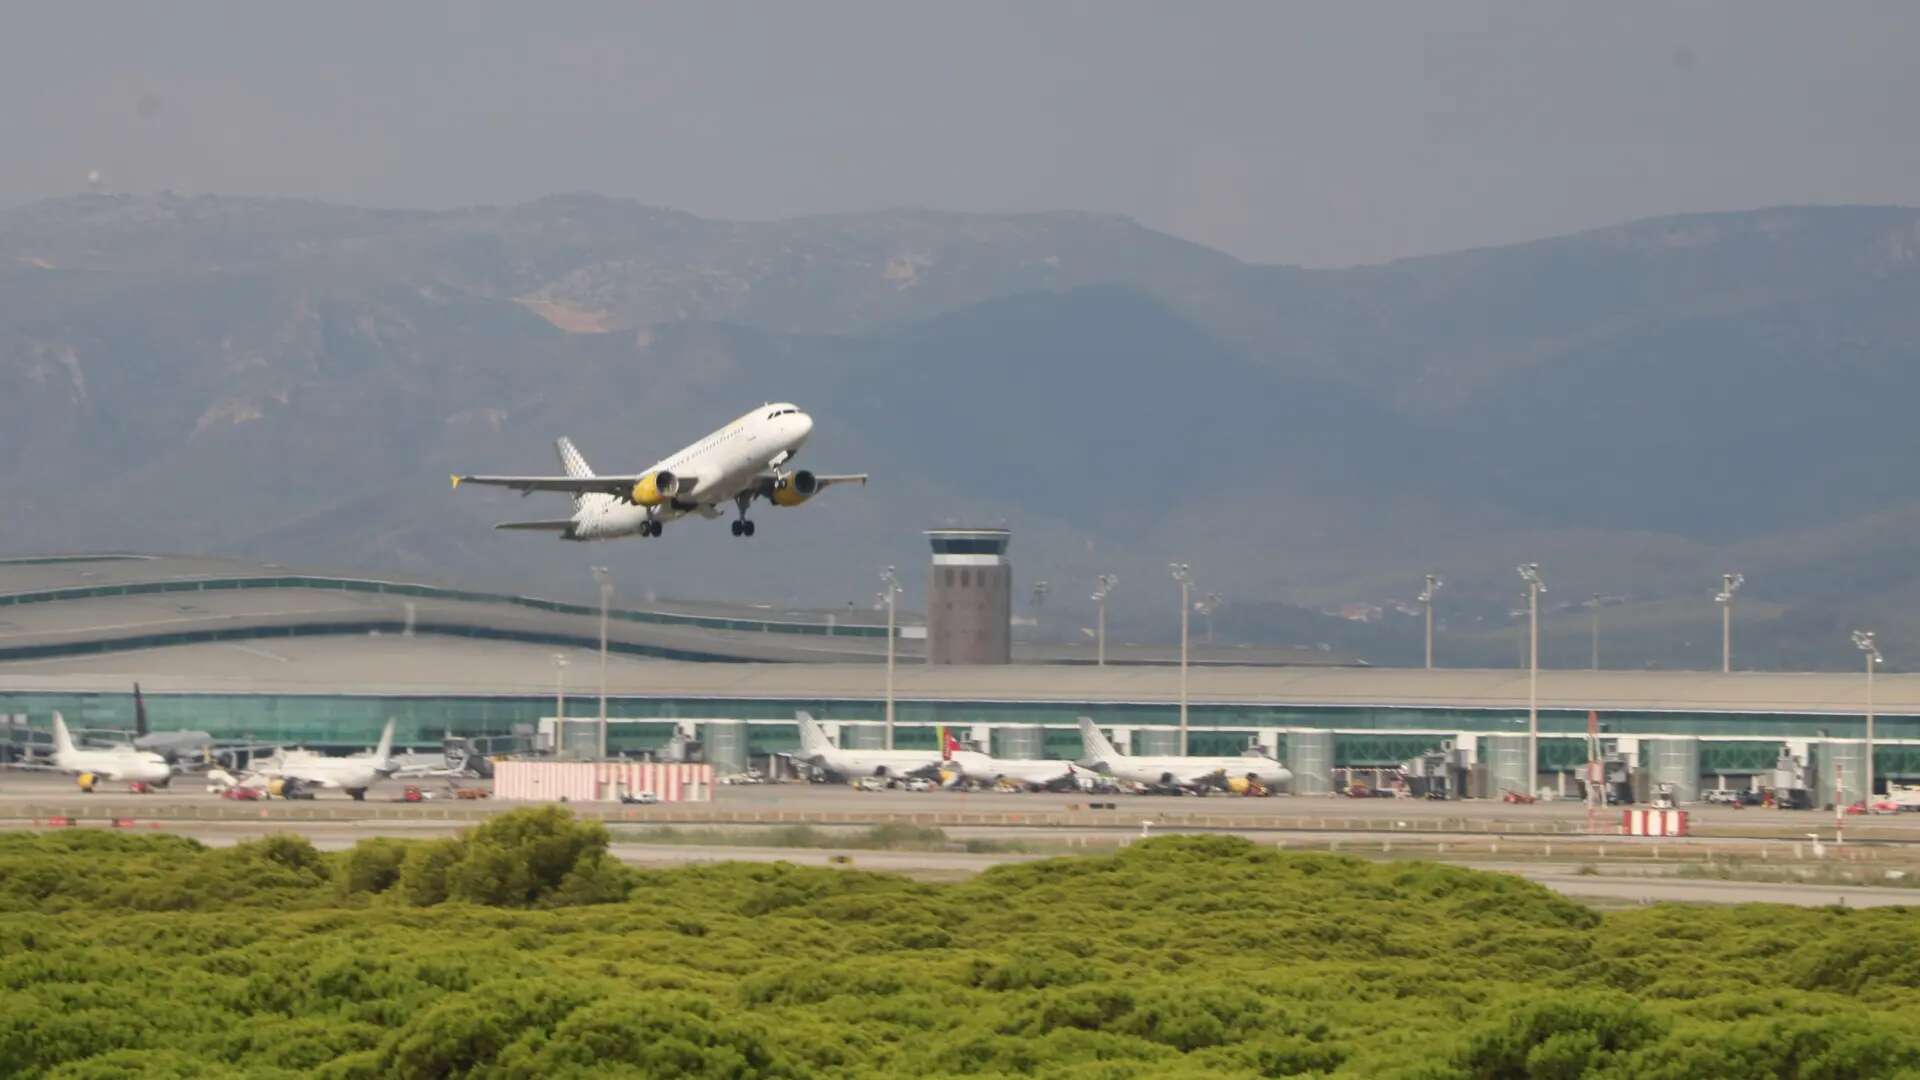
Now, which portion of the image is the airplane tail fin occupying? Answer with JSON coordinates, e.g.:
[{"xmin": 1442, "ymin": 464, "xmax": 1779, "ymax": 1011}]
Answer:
[
  {"xmin": 133, "ymin": 683, "xmax": 148, "ymax": 737},
  {"xmin": 555, "ymin": 437, "xmax": 595, "ymax": 511},
  {"xmin": 940, "ymin": 726, "xmax": 960, "ymax": 760},
  {"xmin": 795, "ymin": 711, "xmax": 833, "ymax": 755},
  {"xmin": 1077, "ymin": 716, "xmax": 1122, "ymax": 762},
  {"xmin": 51, "ymin": 711, "xmax": 77, "ymax": 758},
  {"xmin": 373, "ymin": 718, "xmax": 396, "ymax": 770}
]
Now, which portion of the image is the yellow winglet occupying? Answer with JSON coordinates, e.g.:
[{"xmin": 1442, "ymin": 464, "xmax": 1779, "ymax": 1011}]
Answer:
[{"xmin": 450, "ymin": 474, "xmax": 461, "ymax": 490}]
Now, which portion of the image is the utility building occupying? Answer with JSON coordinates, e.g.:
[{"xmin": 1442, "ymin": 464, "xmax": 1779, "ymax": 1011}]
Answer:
[{"xmin": 925, "ymin": 528, "xmax": 1012, "ymax": 665}]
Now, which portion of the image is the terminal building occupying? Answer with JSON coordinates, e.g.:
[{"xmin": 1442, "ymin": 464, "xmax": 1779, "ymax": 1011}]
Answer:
[{"xmin": 3, "ymin": 552, "xmax": 1918, "ymax": 802}]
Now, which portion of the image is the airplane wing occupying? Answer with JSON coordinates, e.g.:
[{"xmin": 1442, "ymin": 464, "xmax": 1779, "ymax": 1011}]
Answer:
[
  {"xmin": 751, "ymin": 472, "xmax": 869, "ymax": 506},
  {"xmin": 452, "ymin": 474, "xmax": 647, "ymax": 497},
  {"xmin": 493, "ymin": 520, "xmax": 575, "ymax": 532}
]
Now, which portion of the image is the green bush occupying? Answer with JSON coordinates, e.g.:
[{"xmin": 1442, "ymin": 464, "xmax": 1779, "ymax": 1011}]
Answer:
[
  {"xmin": 4, "ymin": 825, "xmax": 1920, "ymax": 1077},
  {"xmin": 336, "ymin": 838, "xmax": 409, "ymax": 898}
]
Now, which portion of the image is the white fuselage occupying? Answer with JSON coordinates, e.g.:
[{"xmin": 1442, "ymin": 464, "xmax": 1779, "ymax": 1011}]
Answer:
[
  {"xmin": 54, "ymin": 745, "xmax": 172, "ymax": 784},
  {"xmin": 792, "ymin": 712, "xmax": 949, "ymax": 781},
  {"xmin": 570, "ymin": 404, "xmax": 814, "ymax": 540},
  {"xmin": 950, "ymin": 751, "xmax": 1079, "ymax": 790},
  {"xmin": 46, "ymin": 713, "xmax": 171, "ymax": 783},
  {"xmin": 1100, "ymin": 754, "xmax": 1292, "ymax": 791},
  {"xmin": 248, "ymin": 720, "xmax": 395, "ymax": 795},
  {"xmin": 255, "ymin": 752, "xmax": 386, "ymax": 792},
  {"xmin": 1076, "ymin": 717, "xmax": 1289, "ymax": 791},
  {"xmin": 802, "ymin": 747, "xmax": 948, "ymax": 781}
]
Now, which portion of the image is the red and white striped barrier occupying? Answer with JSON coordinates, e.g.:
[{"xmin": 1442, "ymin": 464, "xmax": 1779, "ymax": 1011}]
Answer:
[
  {"xmin": 1622, "ymin": 809, "xmax": 1688, "ymax": 836},
  {"xmin": 493, "ymin": 761, "xmax": 713, "ymax": 803}
]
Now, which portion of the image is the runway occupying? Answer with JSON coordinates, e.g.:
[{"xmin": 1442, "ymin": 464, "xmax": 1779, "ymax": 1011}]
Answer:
[
  {"xmin": 7, "ymin": 771, "xmax": 1919, "ymax": 906},
  {"xmin": 5, "ymin": 771, "xmax": 1915, "ymax": 841}
]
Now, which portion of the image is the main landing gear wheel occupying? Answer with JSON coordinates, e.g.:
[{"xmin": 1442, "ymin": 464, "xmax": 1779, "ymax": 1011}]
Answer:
[
  {"xmin": 731, "ymin": 520, "xmax": 756, "ymax": 537},
  {"xmin": 642, "ymin": 520, "xmax": 661, "ymax": 538}
]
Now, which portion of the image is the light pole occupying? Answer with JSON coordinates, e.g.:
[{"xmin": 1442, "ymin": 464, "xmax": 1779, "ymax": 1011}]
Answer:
[
  {"xmin": 1195, "ymin": 592, "xmax": 1222, "ymax": 645},
  {"xmin": 1715, "ymin": 572, "xmax": 1743, "ymax": 674},
  {"xmin": 878, "ymin": 565, "xmax": 901, "ymax": 750},
  {"xmin": 552, "ymin": 653, "xmax": 569, "ymax": 758},
  {"xmin": 1092, "ymin": 574, "xmax": 1118, "ymax": 667},
  {"xmin": 591, "ymin": 566, "xmax": 612, "ymax": 759},
  {"xmin": 1419, "ymin": 575, "xmax": 1442, "ymax": 669},
  {"xmin": 1170, "ymin": 563, "xmax": 1192, "ymax": 755},
  {"xmin": 1854, "ymin": 630, "xmax": 1883, "ymax": 802},
  {"xmin": 1589, "ymin": 593, "xmax": 1601, "ymax": 671},
  {"xmin": 1517, "ymin": 563, "xmax": 1546, "ymax": 798}
]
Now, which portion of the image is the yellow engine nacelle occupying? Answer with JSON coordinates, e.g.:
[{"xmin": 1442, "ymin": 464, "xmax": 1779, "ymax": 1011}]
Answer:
[
  {"xmin": 629, "ymin": 470, "xmax": 679, "ymax": 507},
  {"xmin": 76, "ymin": 772, "xmax": 98, "ymax": 792},
  {"xmin": 770, "ymin": 470, "xmax": 819, "ymax": 507}
]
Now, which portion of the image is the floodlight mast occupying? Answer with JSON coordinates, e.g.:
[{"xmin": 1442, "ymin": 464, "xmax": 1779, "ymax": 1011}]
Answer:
[
  {"xmin": 1196, "ymin": 591, "xmax": 1222, "ymax": 645},
  {"xmin": 1517, "ymin": 563, "xmax": 1547, "ymax": 799},
  {"xmin": 879, "ymin": 566, "xmax": 902, "ymax": 750},
  {"xmin": 591, "ymin": 566, "xmax": 612, "ymax": 758},
  {"xmin": 1715, "ymin": 572, "xmax": 1745, "ymax": 674},
  {"xmin": 1589, "ymin": 593, "xmax": 1601, "ymax": 671},
  {"xmin": 552, "ymin": 653, "xmax": 569, "ymax": 758},
  {"xmin": 1854, "ymin": 630, "xmax": 1883, "ymax": 804},
  {"xmin": 1419, "ymin": 575, "xmax": 1443, "ymax": 669},
  {"xmin": 1092, "ymin": 574, "xmax": 1118, "ymax": 667},
  {"xmin": 1170, "ymin": 563, "xmax": 1192, "ymax": 755}
]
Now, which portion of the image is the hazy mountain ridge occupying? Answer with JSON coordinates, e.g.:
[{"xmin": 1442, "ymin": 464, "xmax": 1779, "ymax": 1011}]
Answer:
[{"xmin": 2, "ymin": 194, "xmax": 1918, "ymax": 669}]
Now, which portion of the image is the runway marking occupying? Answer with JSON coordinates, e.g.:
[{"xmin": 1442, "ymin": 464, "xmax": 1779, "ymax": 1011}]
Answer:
[{"xmin": 225, "ymin": 643, "xmax": 290, "ymax": 663}]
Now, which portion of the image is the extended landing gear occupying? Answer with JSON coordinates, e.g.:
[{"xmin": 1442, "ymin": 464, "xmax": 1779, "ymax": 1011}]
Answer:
[
  {"xmin": 730, "ymin": 519, "xmax": 757, "ymax": 538},
  {"xmin": 731, "ymin": 493, "xmax": 756, "ymax": 538},
  {"xmin": 640, "ymin": 519, "xmax": 662, "ymax": 538}
]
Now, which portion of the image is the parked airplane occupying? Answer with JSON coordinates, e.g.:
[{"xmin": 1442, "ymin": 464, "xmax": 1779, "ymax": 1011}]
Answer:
[
  {"xmin": 940, "ymin": 732, "xmax": 1088, "ymax": 791},
  {"xmin": 789, "ymin": 712, "xmax": 951, "ymax": 782},
  {"xmin": 451, "ymin": 403, "xmax": 867, "ymax": 540},
  {"xmin": 41, "ymin": 712, "xmax": 172, "ymax": 790},
  {"xmin": 128, "ymin": 683, "xmax": 216, "ymax": 763},
  {"xmin": 218, "ymin": 719, "xmax": 398, "ymax": 800},
  {"xmin": 1076, "ymin": 717, "xmax": 1291, "ymax": 793}
]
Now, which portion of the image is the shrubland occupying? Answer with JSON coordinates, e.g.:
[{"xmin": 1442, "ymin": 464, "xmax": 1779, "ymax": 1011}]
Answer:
[{"xmin": 3, "ymin": 810, "xmax": 1919, "ymax": 1077}]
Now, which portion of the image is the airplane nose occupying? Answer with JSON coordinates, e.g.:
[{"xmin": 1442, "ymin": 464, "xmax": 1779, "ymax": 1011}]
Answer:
[{"xmin": 794, "ymin": 412, "xmax": 813, "ymax": 438}]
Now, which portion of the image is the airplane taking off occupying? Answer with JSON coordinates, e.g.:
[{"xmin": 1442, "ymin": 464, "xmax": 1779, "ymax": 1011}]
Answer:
[
  {"xmin": 1077, "ymin": 717, "xmax": 1291, "ymax": 793},
  {"xmin": 789, "ymin": 712, "xmax": 952, "ymax": 782},
  {"xmin": 451, "ymin": 403, "xmax": 867, "ymax": 540},
  {"xmin": 38, "ymin": 712, "xmax": 172, "ymax": 789}
]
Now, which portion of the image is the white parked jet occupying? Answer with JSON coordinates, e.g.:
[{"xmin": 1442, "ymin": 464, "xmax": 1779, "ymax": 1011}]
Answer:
[
  {"xmin": 228, "ymin": 719, "xmax": 398, "ymax": 800},
  {"xmin": 451, "ymin": 403, "xmax": 866, "ymax": 540},
  {"xmin": 1076, "ymin": 717, "xmax": 1291, "ymax": 793},
  {"xmin": 951, "ymin": 751, "xmax": 1086, "ymax": 792},
  {"xmin": 789, "ymin": 712, "xmax": 952, "ymax": 782},
  {"xmin": 39, "ymin": 712, "xmax": 173, "ymax": 789}
]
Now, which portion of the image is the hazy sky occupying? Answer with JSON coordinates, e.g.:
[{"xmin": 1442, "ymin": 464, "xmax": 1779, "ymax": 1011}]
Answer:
[{"xmin": 5, "ymin": 1, "xmax": 1918, "ymax": 265}]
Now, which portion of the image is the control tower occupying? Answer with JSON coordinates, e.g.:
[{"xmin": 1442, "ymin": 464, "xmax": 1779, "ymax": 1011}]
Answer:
[{"xmin": 925, "ymin": 528, "xmax": 1012, "ymax": 665}]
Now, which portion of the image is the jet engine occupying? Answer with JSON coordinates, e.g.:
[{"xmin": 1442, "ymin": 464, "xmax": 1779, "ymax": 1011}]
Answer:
[
  {"xmin": 629, "ymin": 470, "xmax": 680, "ymax": 506},
  {"xmin": 769, "ymin": 470, "xmax": 819, "ymax": 507}
]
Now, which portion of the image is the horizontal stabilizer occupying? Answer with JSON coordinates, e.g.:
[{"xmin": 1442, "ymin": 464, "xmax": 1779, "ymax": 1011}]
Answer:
[{"xmin": 493, "ymin": 520, "xmax": 575, "ymax": 532}]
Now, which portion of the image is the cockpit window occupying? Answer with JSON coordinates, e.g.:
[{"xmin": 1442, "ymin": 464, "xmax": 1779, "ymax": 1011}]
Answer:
[{"xmin": 766, "ymin": 408, "xmax": 798, "ymax": 419}]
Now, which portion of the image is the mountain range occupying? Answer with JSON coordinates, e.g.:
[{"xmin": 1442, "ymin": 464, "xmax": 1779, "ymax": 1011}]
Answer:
[{"xmin": 3, "ymin": 193, "xmax": 1918, "ymax": 670}]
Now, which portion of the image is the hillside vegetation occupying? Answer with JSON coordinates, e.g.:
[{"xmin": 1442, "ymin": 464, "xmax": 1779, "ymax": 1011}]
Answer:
[
  {"xmin": 3, "ymin": 809, "xmax": 1919, "ymax": 1077},
  {"xmin": 5, "ymin": 197, "xmax": 1920, "ymax": 668}
]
